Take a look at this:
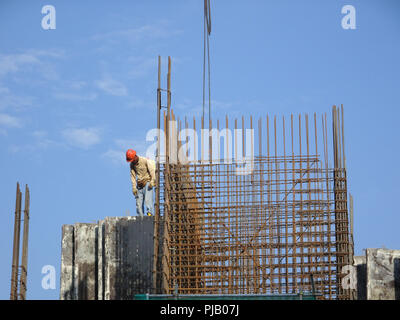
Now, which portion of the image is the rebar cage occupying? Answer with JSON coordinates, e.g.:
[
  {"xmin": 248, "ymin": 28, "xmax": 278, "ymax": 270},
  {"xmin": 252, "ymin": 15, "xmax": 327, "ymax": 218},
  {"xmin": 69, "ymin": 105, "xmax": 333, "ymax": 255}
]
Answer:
[{"xmin": 153, "ymin": 104, "xmax": 354, "ymax": 300}]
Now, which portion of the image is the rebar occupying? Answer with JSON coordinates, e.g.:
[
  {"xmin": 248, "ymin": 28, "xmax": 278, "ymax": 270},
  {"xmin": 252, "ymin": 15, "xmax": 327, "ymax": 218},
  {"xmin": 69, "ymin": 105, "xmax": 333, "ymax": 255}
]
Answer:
[
  {"xmin": 10, "ymin": 183, "xmax": 30, "ymax": 300},
  {"xmin": 152, "ymin": 59, "xmax": 353, "ymax": 300}
]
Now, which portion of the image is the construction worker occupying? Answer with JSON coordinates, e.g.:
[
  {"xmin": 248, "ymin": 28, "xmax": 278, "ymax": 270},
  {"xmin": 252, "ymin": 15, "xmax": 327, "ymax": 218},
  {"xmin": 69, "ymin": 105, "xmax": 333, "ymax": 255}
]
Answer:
[{"xmin": 126, "ymin": 149, "xmax": 156, "ymax": 217}]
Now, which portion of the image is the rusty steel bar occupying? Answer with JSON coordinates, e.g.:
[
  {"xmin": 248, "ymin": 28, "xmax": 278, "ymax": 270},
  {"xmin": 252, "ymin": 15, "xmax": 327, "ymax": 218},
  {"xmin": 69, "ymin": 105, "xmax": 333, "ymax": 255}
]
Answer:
[
  {"xmin": 10, "ymin": 182, "xmax": 22, "ymax": 300},
  {"xmin": 19, "ymin": 184, "xmax": 30, "ymax": 300},
  {"xmin": 290, "ymin": 114, "xmax": 297, "ymax": 294},
  {"xmin": 153, "ymin": 55, "xmax": 162, "ymax": 293}
]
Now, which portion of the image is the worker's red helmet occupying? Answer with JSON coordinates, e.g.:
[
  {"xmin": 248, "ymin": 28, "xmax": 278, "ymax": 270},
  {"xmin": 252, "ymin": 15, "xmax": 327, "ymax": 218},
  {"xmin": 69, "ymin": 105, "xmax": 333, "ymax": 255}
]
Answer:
[{"xmin": 126, "ymin": 149, "xmax": 136, "ymax": 162}]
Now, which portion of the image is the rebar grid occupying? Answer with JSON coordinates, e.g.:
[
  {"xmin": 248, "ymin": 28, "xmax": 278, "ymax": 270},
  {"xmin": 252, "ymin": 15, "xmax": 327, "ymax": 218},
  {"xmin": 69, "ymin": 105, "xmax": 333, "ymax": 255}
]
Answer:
[
  {"xmin": 153, "ymin": 56, "xmax": 353, "ymax": 300},
  {"xmin": 162, "ymin": 162, "xmax": 347, "ymax": 298}
]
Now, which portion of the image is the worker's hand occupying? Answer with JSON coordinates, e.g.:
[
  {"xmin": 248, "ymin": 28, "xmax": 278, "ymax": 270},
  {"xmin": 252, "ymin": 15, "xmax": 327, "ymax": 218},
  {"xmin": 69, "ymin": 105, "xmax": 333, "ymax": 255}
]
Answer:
[
  {"xmin": 148, "ymin": 182, "xmax": 154, "ymax": 190},
  {"xmin": 133, "ymin": 190, "xmax": 138, "ymax": 198}
]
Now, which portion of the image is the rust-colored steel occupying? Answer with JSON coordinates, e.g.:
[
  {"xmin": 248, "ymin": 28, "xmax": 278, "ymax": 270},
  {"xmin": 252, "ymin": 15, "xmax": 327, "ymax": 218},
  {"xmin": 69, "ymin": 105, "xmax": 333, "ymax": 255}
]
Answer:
[
  {"xmin": 152, "ymin": 55, "xmax": 162, "ymax": 293},
  {"xmin": 10, "ymin": 183, "xmax": 30, "ymax": 300},
  {"xmin": 153, "ymin": 109, "xmax": 353, "ymax": 300},
  {"xmin": 152, "ymin": 59, "xmax": 353, "ymax": 300},
  {"xmin": 19, "ymin": 184, "xmax": 30, "ymax": 300},
  {"xmin": 10, "ymin": 183, "xmax": 22, "ymax": 300}
]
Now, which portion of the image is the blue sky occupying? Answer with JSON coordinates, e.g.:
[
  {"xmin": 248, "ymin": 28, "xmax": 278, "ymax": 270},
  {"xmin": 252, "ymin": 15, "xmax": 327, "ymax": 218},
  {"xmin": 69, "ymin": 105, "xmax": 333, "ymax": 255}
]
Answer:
[{"xmin": 0, "ymin": 0, "xmax": 399, "ymax": 299}]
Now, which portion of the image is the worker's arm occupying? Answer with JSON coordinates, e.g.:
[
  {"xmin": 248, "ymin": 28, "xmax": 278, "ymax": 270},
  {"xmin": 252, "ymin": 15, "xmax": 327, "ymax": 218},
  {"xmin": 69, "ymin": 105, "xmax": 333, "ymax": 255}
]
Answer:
[
  {"xmin": 130, "ymin": 167, "xmax": 138, "ymax": 197},
  {"xmin": 147, "ymin": 159, "xmax": 156, "ymax": 188}
]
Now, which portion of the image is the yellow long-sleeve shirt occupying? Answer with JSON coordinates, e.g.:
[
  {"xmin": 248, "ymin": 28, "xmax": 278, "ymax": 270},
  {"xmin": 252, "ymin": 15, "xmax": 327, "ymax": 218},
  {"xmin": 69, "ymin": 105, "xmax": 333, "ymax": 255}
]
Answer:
[{"xmin": 130, "ymin": 156, "xmax": 156, "ymax": 195}]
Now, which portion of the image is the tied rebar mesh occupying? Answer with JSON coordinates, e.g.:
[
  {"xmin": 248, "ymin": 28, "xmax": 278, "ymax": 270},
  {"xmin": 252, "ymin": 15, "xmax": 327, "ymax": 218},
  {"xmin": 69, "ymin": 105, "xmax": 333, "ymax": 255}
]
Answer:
[
  {"xmin": 153, "ymin": 104, "xmax": 353, "ymax": 299},
  {"xmin": 153, "ymin": 66, "xmax": 353, "ymax": 299}
]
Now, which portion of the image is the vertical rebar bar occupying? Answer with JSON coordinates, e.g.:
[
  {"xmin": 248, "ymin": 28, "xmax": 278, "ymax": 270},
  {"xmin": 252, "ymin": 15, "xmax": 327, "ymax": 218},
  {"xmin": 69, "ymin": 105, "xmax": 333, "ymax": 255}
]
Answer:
[
  {"xmin": 19, "ymin": 184, "xmax": 30, "ymax": 300},
  {"xmin": 10, "ymin": 182, "xmax": 22, "ymax": 300}
]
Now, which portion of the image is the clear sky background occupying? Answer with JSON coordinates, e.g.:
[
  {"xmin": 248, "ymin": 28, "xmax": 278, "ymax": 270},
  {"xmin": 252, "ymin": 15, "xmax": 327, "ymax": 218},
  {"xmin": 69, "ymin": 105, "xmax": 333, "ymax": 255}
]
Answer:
[{"xmin": 0, "ymin": 0, "xmax": 399, "ymax": 299}]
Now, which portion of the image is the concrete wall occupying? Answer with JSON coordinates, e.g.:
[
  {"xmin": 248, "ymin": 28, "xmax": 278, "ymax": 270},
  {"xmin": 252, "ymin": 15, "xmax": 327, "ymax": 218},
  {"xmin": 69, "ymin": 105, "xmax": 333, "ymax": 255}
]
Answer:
[
  {"xmin": 366, "ymin": 248, "xmax": 400, "ymax": 300},
  {"xmin": 60, "ymin": 225, "xmax": 74, "ymax": 300},
  {"xmin": 354, "ymin": 248, "xmax": 400, "ymax": 300},
  {"xmin": 61, "ymin": 216, "xmax": 399, "ymax": 300},
  {"xmin": 60, "ymin": 216, "xmax": 154, "ymax": 300},
  {"xmin": 353, "ymin": 255, "xmax": 366, "ymax": 300}
]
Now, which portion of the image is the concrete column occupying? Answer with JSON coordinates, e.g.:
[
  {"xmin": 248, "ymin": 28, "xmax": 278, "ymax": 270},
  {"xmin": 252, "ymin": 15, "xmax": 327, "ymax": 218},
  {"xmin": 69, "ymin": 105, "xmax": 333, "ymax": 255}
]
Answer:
[
  {"xmin": 60, "ymin": 216, "xmax": 155, "ymax": 300},
  {"xmin": 60, "ymin": 225, "xmax": 74, "ymax": 300},
  {"xmin": 104, "ymin": 217, "xmax": 118, "ymax": 300},
  {"xmin": 97, "ymin": 219, "xmax": 105, "ymax": 300},
  {"xmin": 353, "ymin": 255, "xmax": 366, "ymax": 300},
  {"xmin": 103, "ymin": 216, "xmax": 154, "ymax": 299},
  {"xmin": 367, "ymin": 248, "xmax": 400, "ymax": 300},
  {"xmin": 73, "ymin": 223, "xmax": 98, "ymax": 300}
]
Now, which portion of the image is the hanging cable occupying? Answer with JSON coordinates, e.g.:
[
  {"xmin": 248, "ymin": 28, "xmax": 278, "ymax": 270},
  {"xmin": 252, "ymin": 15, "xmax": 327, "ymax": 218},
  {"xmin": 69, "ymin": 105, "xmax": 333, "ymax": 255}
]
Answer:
[
  {"xmin": 203, "ymin": 12, "xmax": 206, "ymax": 121},
  {"xmin": 202, "ymin": 0, "xmax": 212, "ymax": 125}
]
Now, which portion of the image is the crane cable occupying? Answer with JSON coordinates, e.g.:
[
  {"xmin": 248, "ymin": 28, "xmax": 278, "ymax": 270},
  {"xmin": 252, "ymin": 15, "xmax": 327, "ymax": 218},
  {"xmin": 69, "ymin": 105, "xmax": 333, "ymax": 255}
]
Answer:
[{"xmin": 203, "ymin": 0, "xmax": 212, "ymax": 125}]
